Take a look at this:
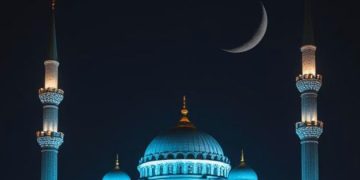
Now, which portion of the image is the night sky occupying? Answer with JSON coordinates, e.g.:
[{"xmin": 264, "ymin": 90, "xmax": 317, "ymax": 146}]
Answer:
[{"xmin": 1, "ymin": 0, "xmax": 360, "ymax": 179}]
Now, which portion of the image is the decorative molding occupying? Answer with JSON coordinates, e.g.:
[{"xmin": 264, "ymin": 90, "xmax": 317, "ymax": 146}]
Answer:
[{"xmin": 137, "ymin": 159, "xmax": 231, "ymax": 178}]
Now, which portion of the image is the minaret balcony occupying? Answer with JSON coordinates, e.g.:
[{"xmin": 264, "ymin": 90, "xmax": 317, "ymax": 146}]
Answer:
[
  {"xmin": 39, "ymin": 88, "xmax": 64, "ymax": 105},
  {"xmin": 36, "ymin": 130, "xmax": 64, "ymax": 149},
  {"xmin": 295, "ymin": 121, "xmax": 323, "ymax": 140},
  {"xmin": 296, "ymin": 74, "xmax": 322, "ymax": 93}
]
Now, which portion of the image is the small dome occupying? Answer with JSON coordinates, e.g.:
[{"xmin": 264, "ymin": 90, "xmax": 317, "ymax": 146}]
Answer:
[
  {"xmin": 103, "ymin": 155, "xmax": 131, "ymax": 180},
  {"xmin": 228, "ymin": 151, "xmax": 258, "ymax": 180},
  {"xmin": 228, "ymin": 166, "xmax": 258, "ymax": 180},
  {"xmin": 103, "ymin": 170, "xmax": 131, "ymax": 180}
]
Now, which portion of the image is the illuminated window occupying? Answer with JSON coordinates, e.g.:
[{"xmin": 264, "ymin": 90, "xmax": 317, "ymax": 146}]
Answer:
[{"xmin": 188, "ymin": 164, "xmax": 193, "ymax": 174}]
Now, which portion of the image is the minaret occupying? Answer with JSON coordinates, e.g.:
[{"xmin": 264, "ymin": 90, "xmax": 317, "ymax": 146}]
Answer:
[
  {"xmin": 295, "ymin": 0, "xmax": 323, "ymax": 180},
  {"xmin": 36, "ymin": 1, "xmax": 64, "ymax": 180}
]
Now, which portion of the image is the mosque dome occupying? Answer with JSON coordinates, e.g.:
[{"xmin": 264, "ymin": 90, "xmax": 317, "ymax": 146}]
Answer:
[
  {"xmin": 144, "ymin": 127, "xmax": 224, "ymax": 159},
  {"xmin": 140, "ymin": 97, "xmax": 229, "ymax": 164},
  {"xmin": 228, "ymin": 151, "xmax": 258, "ymax": 180},
  {"xmin": 137, "ymin": 97, "xmax": 231, "ymax": 179},
  {"xmin": 103, "ymin": 155, "xmax": 131, "ymax": 180}
]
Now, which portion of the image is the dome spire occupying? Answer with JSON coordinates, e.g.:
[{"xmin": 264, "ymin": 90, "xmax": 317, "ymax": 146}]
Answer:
[
  {"xmin": 47, "ymin": 0, "xmax": 58, "ymax": 60},
  {"xmin": 180, "ymin": 96, "xmax": 190, "ymax": 122},
  {"xmin": 240, "ymin": 149, "xmax": 246, "ymax": 166},
  {"xmin": 114, "ymin": 154, "xmax": 120, "ymax": 170},
  {"xmin": 176, "ymin": 96, "xmax": 195, "ymax": 128}
]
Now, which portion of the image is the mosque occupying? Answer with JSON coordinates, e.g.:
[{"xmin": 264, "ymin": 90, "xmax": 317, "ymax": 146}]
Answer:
[{"xmin": 36, "ymin": 0, "xmax": 323, "ymax": 180}]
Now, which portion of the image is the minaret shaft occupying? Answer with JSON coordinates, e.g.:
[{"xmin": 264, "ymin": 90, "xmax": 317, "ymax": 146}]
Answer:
[
  {"xmin": 41, "ymin": 150, "xmax": 59, "ymax": 180},
  {"xmin": 43, "ymin": 105, "xmax": 59, "ymax": 132},
  {"xmin": 44, "ymin": 60, "xmax": 59, "ymax": 89},
  {"xmin": 301, "ymin": 141, "xmax": 319, "ymax": 180},
  {"xmin": 301, "ymin": 45, "xmax": 316, "ymax": 76},
  {"xmin": 301, "ymin": 92, "xmax": 318, "ymax": 123}
]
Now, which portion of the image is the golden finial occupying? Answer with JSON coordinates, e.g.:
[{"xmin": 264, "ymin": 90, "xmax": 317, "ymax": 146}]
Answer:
[
  {"xmin": 176, "ymin": 96, "xmax": 195, "ymax": 128},
  {"xmin": 180, "ymin": 96, "xmax": 190, "ymax": 122},
  {"xmin": 181, "ymin": 96, "xmax": 189, "ymax": 116},
  {"xmin": 183, "ymin": 96, "xmax": 186, "ymax": 108},
  {"xmin": 115, "ymin": 154, "xmax": 120, "ymax": 170},
  {"xmin": 240, "ymin": 149, "xmax": 246, "ymax": 166},
  {"xmin": 51, "ymin": 0, "xmax": 56, "ymax": 11}
]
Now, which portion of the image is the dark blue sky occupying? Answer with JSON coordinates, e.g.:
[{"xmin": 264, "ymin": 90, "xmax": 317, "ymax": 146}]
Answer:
[{"xmin": 1, "ymin": 0, "xmax": 359, "ymax": 179}]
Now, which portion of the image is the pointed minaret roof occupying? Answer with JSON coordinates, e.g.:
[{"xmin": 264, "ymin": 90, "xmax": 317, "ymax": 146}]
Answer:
[
  {"xmin": 176, "ymin": 96, "xmax": 196, "ymax": 129},
  {"xmin": 47, "ymin": 0, "xmax": 58, "ymax": 60},
  {"xmin": 303, "ymin": 0, "xmax": 315, "ymax": 45},
  {"xmin": 114, "ymin": 154, "xmax": 120, "ymax": 170}
]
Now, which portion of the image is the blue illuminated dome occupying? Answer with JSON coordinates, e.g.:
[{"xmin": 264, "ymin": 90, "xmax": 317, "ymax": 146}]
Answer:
[
  {"xmin": 138, "ymin": 97, "xmax": 231, "ymax": 179},
  {"xmin": 103, "ymin": 171, "xmax": 130, "ymax": 180},
  {"xmin": 228, "ymin": 151, "xmax": 258, "ymax": 180},
  {"xmin": 144, "ymin": 128, "xmax": 224, "ymax": 159},
  {"xmin": 103, "ymin": 155, "xmax": 131, "ymax": 180}
]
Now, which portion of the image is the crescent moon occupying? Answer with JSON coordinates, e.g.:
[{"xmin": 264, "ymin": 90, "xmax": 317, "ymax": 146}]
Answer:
[{"xmin": 223, "ymin": 3, "xmax": 268, "ymax": 53}]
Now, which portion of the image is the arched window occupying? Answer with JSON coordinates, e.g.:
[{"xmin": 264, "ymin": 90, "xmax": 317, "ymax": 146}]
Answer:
[
  {"xmin": 197, "ymin": 164, "xmax": 203, "ymax": 174},
  {"xmin": 159, "ymin": 165, "xmax": 163, "ymax": 175},
  {"xmin": 151, "ymin": 165, "xmax": 156, "ymax": 176},
  {"xmin": 220, "ymin": 167, "xmax": 224, "ymax": 176},
  {"xmin": 147, "ymin": 167, "xmax": 150, "ymax": 177},
  {"xmin": 206, "ymin": 154, "xmax": 212, "ymax": 160},
  {"xmin": 151, "ymin": 156, "xmax": 156, "ymax": 161},
  {"xmin": 213, "ymin": 166, "xmax": 218, "ymax": 176},
  {"xmin": 176, "ymin": 153, "xmax": 184, "ymax": 159},
  {"xmin": 178, "ymin": 163, "xmax": 183, "ymax": 174},
  {"xmin": 206, "ymin": 165, "xmax": 211, "ymax": 174},
  {"xmin": 158, "ymin": 155, "xmax": 164, "ymax": 160},
  {"xmin": 187, "ymin": 153, "xmax": 195, "ymax": 159},
  {"xmin": 167, "ymin": 153, "xmax": 174, "ymax": 159},
  {"xmin": 188, "ymin": 163, "xmax": 193, "ymax": 174},
  {"xmin": 168, "ymin": 164, "xmax": 173, "ymax": 174}
]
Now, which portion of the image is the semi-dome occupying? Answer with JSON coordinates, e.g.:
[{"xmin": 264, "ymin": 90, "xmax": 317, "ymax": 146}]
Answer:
[
  {"xmin": 137, "ymin": 97, "xmax": 231, "ymax": 179},
  {"xmin": 103, "ymin": 155, "xmax": 131, "ymax": 180},
  {"xmin": 228, "ymin": 151, "xmax": 258, "ymax": 180}
]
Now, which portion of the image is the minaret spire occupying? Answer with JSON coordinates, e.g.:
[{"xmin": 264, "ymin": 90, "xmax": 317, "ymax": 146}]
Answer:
[
  {"xmin": 295, "ymin": 1, "xmax": 323, "ymax": 180},
  {"xmin": 47, "ymin": 0, "xmax": 58, "ymax": 60},
  {"xmin": 303, "ymin": 0, "xmax": 315, "ymax": 45},
  {"xmin": 36, "ymin": 1, "xmax": 64, "ymax": 180}
]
